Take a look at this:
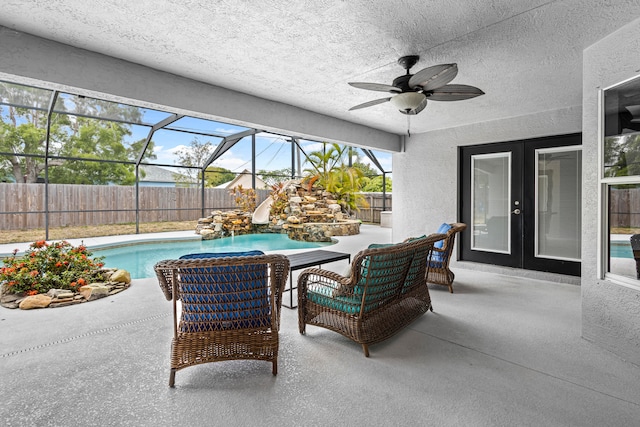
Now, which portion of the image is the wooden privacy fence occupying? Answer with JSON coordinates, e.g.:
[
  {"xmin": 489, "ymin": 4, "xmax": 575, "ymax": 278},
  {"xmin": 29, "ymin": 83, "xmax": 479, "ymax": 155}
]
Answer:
[
  {"xmin": 610, "ymin": 186, "xmax": 640, "ymax": 229},
  {"xmin": 355, "ymin": 192, "xmax": 392, "ymax": 224},
  {"xmin": 0, "ymin": 183, "xmax": 269, "ymax": 230},
  {"xmin": 0, "ymin": 183, "xmax": 392, "ymax": 230}
]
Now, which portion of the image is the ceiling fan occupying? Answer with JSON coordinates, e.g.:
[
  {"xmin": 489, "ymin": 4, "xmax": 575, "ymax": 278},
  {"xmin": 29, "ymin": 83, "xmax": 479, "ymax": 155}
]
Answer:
[{"xmin": 348, "ymin": 55, "xmax": 484, "ymax": 115}]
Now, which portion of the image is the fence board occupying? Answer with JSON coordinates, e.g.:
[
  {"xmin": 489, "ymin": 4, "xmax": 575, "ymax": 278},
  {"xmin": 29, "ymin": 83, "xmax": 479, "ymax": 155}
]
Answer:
[{"xmin": 0, "ymin": 183, "xmax": 390, "ymax": 230}]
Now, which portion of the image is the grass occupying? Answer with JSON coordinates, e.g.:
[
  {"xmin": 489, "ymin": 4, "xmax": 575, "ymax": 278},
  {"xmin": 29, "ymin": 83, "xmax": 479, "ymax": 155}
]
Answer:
[
  {"xmin": 611, "ymin": 228, "xmax": 640, "ymax": 235},
  {"xmin": 0, "ymin": 221, "xmax": 196, "ymax": 245}
]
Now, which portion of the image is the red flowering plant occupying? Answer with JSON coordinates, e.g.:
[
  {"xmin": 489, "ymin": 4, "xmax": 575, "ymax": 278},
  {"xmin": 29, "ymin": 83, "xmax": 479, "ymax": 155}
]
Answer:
[{"xmin": 0, "ymin": 240, "xmax": 106, "ymax": 296}]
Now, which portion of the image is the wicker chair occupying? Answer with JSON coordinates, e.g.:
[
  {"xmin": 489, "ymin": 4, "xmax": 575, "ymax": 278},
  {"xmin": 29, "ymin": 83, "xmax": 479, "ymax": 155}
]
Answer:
[
  {"xmin": 297, "ymin": 234, "xmax": 444, "ymax": 357},
  {"xmin": 426, "ymin": 222, "xmax": 467, "ymax": 293},
  {"xmin": 154, "ymin": 251, "xmax": 289, "ymax": 387}
]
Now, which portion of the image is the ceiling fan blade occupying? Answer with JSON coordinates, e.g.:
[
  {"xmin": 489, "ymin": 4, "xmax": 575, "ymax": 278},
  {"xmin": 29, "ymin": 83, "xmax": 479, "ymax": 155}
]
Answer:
[
  {"xmin": 399, "ymin": 98, "xmax": 428, "ymax": 115},
  {"xmin": 409, "ymin": 63, "xmax": 458, "ymax": 91},
  {"xmin": 428, "ymin": 84, "xmax": 485, "ymax": 101},
  {"xmin": 349, "ymin": 82, "xmax": 401, "ymax": 93},
  {"xmin": 349, "ymin": 97, "xmax": 392, "ymax": 111}
]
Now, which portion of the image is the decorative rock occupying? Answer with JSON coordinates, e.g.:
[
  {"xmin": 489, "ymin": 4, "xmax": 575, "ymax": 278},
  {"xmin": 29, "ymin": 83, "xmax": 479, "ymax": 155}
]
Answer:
[
  {"xmin": 49, "ymin": 300, "xmax": 83, "ymax": 308},
  {"xmin": 46, "ymin": 289, "xmax": 71, "ymax": 298},
  {"xmin": 51, "ymin": 297, "xmax": 74, "ymax": 304},
  {"xmin": 287, "ymin": 216, "xmax": 300, "ymax": 224},
  {"xmin": 110, "ymin": 269, "xmax": 131, "ymax": 284},
  {"xmin": 201, "ymin": 229, "xmax": 215, "ymax": 240},
  {"xmin": 79, "ymin": 284, "xmax": 110, "ymax": 301},
  {"xmin": 289, "ymin": 196, "xmax": 303, "ymax": 203},
  {"xmin": 304, "ymin": 196, "xmax": 317, "ymax": 203},
  {"xmin": 19, "ymin": 294, "xmax": 52, "ymax": 310},
  {"xmin": 1, "ymin": 293, "xmax": 21, "ymax": 309},
  {"xmin": 1, "ymin": 293, "xmax": 21, "ymax": 304}
]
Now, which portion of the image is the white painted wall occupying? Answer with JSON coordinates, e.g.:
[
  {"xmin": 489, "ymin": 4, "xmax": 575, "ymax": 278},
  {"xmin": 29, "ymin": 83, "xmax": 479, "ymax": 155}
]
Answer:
[
  {"xmin": 582, "ymin": 18, "xmax": 640, "ymax": 365},
  {"xmin": 0, "ymin": 26, "xmax": 399, "ymax": 153},
  {"xmin": 393, "ymin": 106, "xmax": 582, "ymax": 241},
  {"xmin": 395, "ymin": 17, "xmax": 640, "ymax": 365}
]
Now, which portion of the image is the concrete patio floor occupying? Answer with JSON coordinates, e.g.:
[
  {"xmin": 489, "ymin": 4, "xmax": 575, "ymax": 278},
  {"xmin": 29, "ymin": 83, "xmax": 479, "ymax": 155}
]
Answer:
[{"xmin": 1, "ymin": 225, "xmax": 639, "ymax": 426}]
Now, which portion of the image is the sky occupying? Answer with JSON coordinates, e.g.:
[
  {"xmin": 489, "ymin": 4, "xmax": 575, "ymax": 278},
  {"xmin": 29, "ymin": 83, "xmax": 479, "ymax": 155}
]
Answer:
[
  {"xmin": 1, "ymin": 85, "xmax": 392, "ymax": 176},
  {"xmin": 133, "ymin": 110, "xmax": 393, "ymax": 175}
]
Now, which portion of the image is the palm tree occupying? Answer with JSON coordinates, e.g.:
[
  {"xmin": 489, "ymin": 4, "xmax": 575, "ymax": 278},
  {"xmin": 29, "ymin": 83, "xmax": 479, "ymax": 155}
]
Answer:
[{"xmin": 303, "ymin": 143, "xmax": 368, "ymax": 214}]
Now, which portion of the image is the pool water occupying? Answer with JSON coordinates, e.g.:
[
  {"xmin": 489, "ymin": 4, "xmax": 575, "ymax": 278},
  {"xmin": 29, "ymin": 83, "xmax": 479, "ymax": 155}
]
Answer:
[
  {"xmin": 95, "ymin": 233, "xmax": 332, "ymax": 279},
  {"xmin": 610, "ymin": 241, "xmax": 633, "ymax": 259}
]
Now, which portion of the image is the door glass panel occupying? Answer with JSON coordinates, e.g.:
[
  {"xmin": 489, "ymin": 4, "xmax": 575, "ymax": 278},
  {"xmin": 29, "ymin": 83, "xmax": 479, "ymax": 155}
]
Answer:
[
  {"xmin": 536, "ymin": 148, "xmax": 582, "ymax": 261},
  {"xmin": 608, "ymin": 184, "xmax": 640, "ymax": 279},
  {"xmin": 471, "ymin": 153, "xmax": 510, "ymax": 253}
]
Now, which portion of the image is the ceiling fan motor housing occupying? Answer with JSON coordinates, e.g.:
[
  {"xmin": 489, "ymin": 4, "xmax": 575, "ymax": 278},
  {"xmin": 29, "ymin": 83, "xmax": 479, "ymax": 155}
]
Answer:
[
  {"xmin": 397, "ymin": 55, "xmax": 420, "ymax": 71},
  {"xmin": 393, "ymin": 74, "xmax": 415, "ymax": 92}
]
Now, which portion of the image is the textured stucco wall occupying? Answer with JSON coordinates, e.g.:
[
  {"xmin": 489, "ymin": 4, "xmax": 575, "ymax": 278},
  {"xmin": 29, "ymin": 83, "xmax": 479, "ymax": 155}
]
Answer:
[
  {"xmin": 393, "ymin": 106, "xmax": 582, "ymax": 242},
  {"xmin": 0, "ymin": 26, "xmax": 399, "ymax": 152},
  {"xmin": 582, "ymin": 18, "xmax": 640, "ymax": 365}
]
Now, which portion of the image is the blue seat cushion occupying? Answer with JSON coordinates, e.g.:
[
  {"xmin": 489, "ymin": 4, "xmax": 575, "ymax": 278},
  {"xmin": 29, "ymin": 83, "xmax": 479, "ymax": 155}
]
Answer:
[
  {"xmin": 434, "ymin": 223, "xmax": 452, "ymax": 249},
  {"xmin": 179, "ymin": 250, "xmax": 264, "ymax": 260},
  {"xmin": 177, "ymin": 251, "xmax": 269, "ymax": 331},
  {"xmin": 430, "ymin": 250, "xmax": 445, "ymax": 263}
]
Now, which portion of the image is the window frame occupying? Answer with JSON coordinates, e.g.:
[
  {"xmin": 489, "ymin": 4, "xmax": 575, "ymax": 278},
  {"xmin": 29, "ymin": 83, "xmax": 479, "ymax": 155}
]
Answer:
[{"xmin": 600, "ymin": 74, "xmax": 640, "ymax": 291}]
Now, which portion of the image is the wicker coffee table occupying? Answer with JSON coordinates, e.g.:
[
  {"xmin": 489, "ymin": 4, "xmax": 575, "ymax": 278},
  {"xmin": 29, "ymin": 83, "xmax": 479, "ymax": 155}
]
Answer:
[{"xmin": 284, "ymin": 250, "xmax": 351, "ymax": 309}]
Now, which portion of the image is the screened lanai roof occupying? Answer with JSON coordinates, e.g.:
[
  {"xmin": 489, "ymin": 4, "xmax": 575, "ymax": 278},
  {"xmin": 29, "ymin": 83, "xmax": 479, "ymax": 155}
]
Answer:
[{"xmin": 0, "ymin": 81, "xmax": 391, "ymax": 179}]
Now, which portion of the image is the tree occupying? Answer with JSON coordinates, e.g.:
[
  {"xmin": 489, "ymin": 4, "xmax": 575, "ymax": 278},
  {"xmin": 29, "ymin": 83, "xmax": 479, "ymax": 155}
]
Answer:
[
  {"xmin": 360, "ymin": 175, "xmax": 392, "ymax": 192},
  {"xmin": 204, "ymin": 166, "xmax": 235, "ymax": 187},
  {"xmin": 352, "ymin": 161, "xmax": 379, "ymax": 178},
  {"xmin": 174, "ymin": 137, "xmax": 215, "ymax": 186},
  {"xmin": 604, "ymin": 134, "xmax": 640, "ymax": 177},
  {"xmin": 48, "ymin": 117, "xmax": 148, "ymax": 185},
  {"xmin": 351, "ymin": 161, "xmax": 392, "ymax": 192},
  {"xmin": 302, "ymin": 142, "xmax": 367, "ymax": 213},
  {"xmin": 303, "ymin": 142, "xmax": 345, "ymax": 189},
  {"xmin": 0, "ymin": 82, "xmax": 154, "ymax": 185},
  {"xmin": 258, "ymin": 167, "xmax": 292, "ymax": 186},
  {"xmin": 0, "ymin": 83, "xmax": 67, "ymax": 182}
]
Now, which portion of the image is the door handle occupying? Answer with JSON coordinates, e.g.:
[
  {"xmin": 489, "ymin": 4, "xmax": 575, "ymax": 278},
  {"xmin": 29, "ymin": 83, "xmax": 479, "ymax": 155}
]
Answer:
[{"xmin": 512, "ymin": 209, "xmax": 521, "ymax": 215}]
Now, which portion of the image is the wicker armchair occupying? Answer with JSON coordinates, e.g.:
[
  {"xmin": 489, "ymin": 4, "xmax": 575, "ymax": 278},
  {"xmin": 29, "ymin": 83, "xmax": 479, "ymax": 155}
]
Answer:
[
  {"xmin": 297, "ymin": 234, "xmax": 444, "ymax": 357},
  {"xmin": 154, "ymin": 251, "xmax": 289, "ymax": 387},
  {"xmin": 426, "ymin": 223, "xmax": 467, "ymax": 293}
]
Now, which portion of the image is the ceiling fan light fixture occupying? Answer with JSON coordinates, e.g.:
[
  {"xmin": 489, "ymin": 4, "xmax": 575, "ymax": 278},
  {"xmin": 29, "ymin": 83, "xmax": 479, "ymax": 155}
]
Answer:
[{"xmin": 390, "ymin": 92, "xmax": 426, "ymax": 113}]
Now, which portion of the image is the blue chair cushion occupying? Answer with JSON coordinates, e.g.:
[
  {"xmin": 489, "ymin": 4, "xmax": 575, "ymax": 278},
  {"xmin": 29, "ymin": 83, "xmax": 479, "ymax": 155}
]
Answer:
[
  {"xmin": 177, "ymin": 251, "xmax": 269, "ymax": 331},
  {"xmin": 434, "ymin": 223, "xmax": 452, "ymax": 249},
  {"xmin": 430, "ymin": 250, "xmax": 445, "ymax": 263},
  {"xmin": 179, "ymin": 250, "xmax": 264, "ymax": 260}
]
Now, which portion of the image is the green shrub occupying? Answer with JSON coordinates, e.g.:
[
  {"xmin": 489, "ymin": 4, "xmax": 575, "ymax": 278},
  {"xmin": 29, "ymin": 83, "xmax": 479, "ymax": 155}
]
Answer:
[{"xmin": 0, "ymin": 240, "xmax": 106, "ymax": 296}]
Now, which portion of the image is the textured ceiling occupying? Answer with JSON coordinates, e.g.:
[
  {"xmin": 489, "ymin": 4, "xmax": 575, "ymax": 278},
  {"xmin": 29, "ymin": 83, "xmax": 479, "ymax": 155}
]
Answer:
[{"xmin": 1, "ymin": 0, "xmax": 639, "ymax": 135}]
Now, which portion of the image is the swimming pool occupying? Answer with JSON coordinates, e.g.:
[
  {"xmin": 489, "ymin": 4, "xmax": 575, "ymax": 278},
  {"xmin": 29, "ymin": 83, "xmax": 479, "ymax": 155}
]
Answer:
[
  {"xmin": 95, "ymin": 233, "xmax": 332, "ymax": 279},
  {"xmin": 610, "ymin": 241, "xmax": 633, "ymax": 259}
]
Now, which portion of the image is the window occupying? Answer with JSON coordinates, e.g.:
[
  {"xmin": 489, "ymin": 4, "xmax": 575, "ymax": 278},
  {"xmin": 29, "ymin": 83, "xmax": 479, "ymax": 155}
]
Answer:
[{"xmin": 602, "ymin": 75, "xmax": 640, "ymax": 286}]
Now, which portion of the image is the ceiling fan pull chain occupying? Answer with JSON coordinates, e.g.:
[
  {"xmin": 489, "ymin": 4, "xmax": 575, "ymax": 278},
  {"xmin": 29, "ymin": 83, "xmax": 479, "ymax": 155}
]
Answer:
[{"xmin": 407, "ymin": 115, "xmax": 411, "ymax": 137}]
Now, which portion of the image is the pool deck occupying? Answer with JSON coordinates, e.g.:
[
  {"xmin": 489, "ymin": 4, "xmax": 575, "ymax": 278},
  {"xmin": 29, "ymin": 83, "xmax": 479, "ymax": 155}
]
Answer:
[{"xmin": 2, "ymin": 224, "xmax": 640, "ymax": 426}]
